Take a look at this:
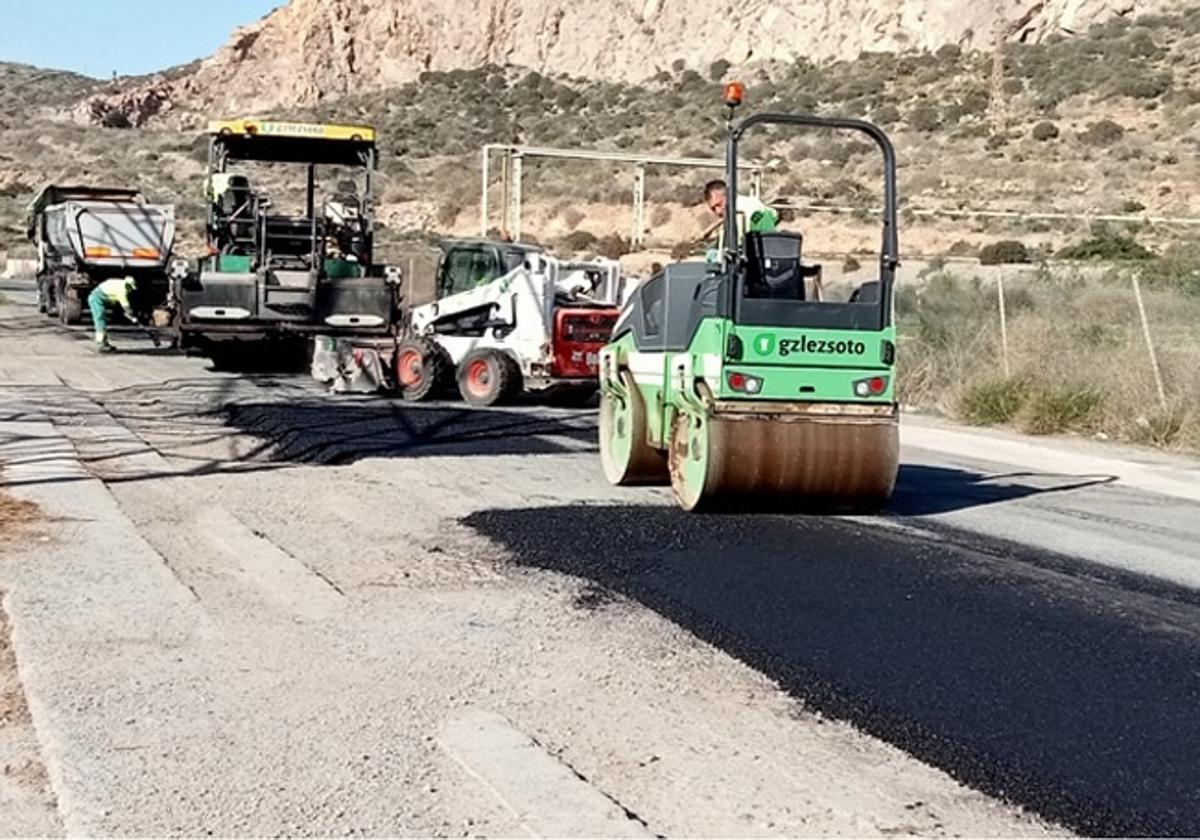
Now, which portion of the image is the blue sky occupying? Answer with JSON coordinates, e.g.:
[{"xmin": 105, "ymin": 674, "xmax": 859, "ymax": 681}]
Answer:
[{"xmin": 0, "ymin": 0, "xmax": 283, "ymax": 78}]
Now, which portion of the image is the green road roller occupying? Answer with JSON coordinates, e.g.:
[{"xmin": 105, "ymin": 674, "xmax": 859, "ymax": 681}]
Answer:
[{"xmin": 598, "ymin": 86, "xmax": 900, "ymax": 511}]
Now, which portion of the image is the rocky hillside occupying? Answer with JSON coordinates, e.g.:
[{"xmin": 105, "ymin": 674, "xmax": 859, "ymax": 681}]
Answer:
[{"xmin": 89, "ymin": 0, "xmax": 1179, "ymax": 118}]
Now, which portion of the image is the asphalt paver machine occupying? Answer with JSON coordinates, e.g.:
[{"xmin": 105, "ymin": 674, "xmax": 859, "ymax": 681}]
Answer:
[{"xmin": 173, "ymin": 120, "xmax": 400, "ymax": 357}]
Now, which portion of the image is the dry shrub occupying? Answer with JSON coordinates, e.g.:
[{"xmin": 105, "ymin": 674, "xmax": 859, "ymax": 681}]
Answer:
[
  {"xmin": 562, "ymin": 207, "xmax": 586, "ymax": 229},
  {"xmin": 959, "ymin": 376, "xmax": 1032, "ymax": 425},
  {"xmin": 435, "ymin": 203, "xmax": 461, "ymax": 227},
  {"xmin": 903, "ymin": 266, "xmax": 1200, "ymax": 453},
  {"xmin": 1017, "ymin": 385, "xmax": 1103, "ymax": 435},
  {"xmin": 560, "ymin": 230, "xmax": 598, "ymax": 252},
  {"xmin": 649, "ymin": 205, "xmax": 672, "ymax": 227},
  {"xmin": 596, "ymin": 233, "xmax": 631, "ymax": 259}
]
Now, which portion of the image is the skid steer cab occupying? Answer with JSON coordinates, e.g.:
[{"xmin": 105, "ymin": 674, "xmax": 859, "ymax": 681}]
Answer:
[
  {"xmin": 598, "ymin": 83, "xmax": 901, "ymax": 512},
  {"xmin": 173, "ymin": 120, "xmax": 402, "ymax": 361},
  {"xmin": 393, "ymin": 238, "xmax": 624, "ymax": 406}
]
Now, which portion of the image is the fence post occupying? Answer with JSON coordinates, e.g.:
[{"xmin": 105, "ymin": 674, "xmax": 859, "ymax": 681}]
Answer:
[
  {"xmin": 996, "ymin": 269, "xmax": 1011, "ymax": 377},
  {"xmin": 1131, "ymin": 270, "xmax": 1168, "ymax": 411}
]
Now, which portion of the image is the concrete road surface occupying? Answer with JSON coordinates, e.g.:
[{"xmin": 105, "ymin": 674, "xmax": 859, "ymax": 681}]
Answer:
[{"xmin": 1, "ymin": 275, "xmax": 1198, "ymax": 835}]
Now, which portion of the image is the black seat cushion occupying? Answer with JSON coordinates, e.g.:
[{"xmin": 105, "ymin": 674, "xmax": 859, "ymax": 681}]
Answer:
[{"xmin": 745, "ymin": 231, "xmax": 805, "ymax": 300}]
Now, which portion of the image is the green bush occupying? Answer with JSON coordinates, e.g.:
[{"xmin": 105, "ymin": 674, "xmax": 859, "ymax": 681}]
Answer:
[
  {"xmin": 1079, "ymin": 119, "xmax": 1125, "ymax": 146},
  {"xmin": 872, "ymin": 104, "xmax": 901, "ymax": 124},
  {"xmin": 561, "ymin": 230, "xmax": 598, "ymax": 251},
  {"xmin": 1110, "ymin": 72, "xmax": 1171, "ymax": 100},
  {"xmin": 1018, "ymin": 386, "xmax": 1103, "ymax": 435},
  {"xmin": 595, "ymin": 233, "xmax": 631, "ymax": 259},
  {"xmin": 1130, "ymin": 408, "xmax": 1190, "ymax": 447},
  {"xmin": 959, "ymin": 376, "xmax": 1031, "ymax": 425},
  {"xmin": 979, "ymin": 240, "xmax": 1031, "ymax": 265},
  {"xmin": 935, "ymin": 44, "xmax": 962, "ymax": 62},
  {"xmin": 1057, "ymin": 233, "xmax": 1155, "ymax": 261},
  {"xmin": 708, "ymin": 59, "xmax": 732, "ymax": 82},
  {"xmin": 1031, "ymin": 120, "xmax": 1060, "ymax": 141},
  {"xmin": 1141, "ymin": 244, "xmax": 1200, "ymax": 295},
  {"xmin": 907, "ymin": 104, "xmax": 942, "ymax": 132}
]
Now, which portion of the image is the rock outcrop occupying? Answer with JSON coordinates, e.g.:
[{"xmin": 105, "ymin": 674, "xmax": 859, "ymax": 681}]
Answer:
[{"xmin": 84, "ymin": 0, "xmax": 1178, "ymax": 120}]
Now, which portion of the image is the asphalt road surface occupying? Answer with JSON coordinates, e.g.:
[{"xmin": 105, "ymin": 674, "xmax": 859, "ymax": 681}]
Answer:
[{"xmin": 1, "ymin": 274, "xmax": 1198, "ymax": 835}]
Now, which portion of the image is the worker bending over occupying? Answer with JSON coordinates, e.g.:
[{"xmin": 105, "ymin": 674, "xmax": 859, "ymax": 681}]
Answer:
[{"xmin": 87, "ymin": 276, "xmax": 139, "ymax": 352}]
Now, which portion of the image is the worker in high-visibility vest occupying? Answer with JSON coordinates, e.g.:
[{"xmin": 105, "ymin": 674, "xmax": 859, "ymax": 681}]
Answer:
[{"xmin": 87, "ymin": 276, "xmax": 138, "ymax": 352}]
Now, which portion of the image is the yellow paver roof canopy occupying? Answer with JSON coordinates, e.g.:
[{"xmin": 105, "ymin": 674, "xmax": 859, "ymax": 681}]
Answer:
[{"xmin": 208, "ymin": 120, "xmax": 376, "ymax": 143}]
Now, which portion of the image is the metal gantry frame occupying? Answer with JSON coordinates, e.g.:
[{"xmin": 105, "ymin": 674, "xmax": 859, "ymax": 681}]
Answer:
[{"xmin": 480, "ymin": 144, "xmax": 766, "ymax": 246}]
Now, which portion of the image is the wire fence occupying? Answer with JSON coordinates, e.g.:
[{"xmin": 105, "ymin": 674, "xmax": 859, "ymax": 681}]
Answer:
[{"xmin": 896, "ymin": 262, "xmax": 1200, "ymax": 450}]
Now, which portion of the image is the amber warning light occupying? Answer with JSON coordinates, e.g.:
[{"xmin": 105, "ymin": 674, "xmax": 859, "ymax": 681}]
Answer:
[{"xmin": 723, "ymin": 81, "xmax": 745, "ymax": 107}]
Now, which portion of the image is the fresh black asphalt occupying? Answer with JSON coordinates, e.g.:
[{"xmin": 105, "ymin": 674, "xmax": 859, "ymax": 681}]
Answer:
[{"xmin": 467, "ymin": 503, "xmax": 1200, "ymax": 836}]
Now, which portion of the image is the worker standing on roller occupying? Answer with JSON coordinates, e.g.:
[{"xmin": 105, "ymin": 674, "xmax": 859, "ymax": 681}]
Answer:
[
  {"xmin": 87, "ymin": 275, "xmax": 139, "ymax": 352},
  {"xmin": 703, "ymin": 179, "xmax": 779, "ymax": 258}
]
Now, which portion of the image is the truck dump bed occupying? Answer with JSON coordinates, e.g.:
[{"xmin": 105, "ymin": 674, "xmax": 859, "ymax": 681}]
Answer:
[{"xmin": 42, "ymin": 199, "xmax": 175, "ymax": 270}]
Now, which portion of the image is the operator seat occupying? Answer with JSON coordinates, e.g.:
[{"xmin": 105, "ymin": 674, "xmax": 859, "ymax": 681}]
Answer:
[
  {"xmin": 744, "ymin": 231, "xmax": 822, "ymax": 300},
  {"xmin": 324, "ymin": 180, "xmax": 364, "ymax": 260},
  {"xmin": 745, "ymin": 231, "xmax": 803, "ymax": 299},
  {"xmin": 210, "ymin": 174, "xmax": 255, "ymax": 254}
]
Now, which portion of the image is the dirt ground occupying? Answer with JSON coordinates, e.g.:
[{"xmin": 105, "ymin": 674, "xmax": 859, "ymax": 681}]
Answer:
[{"xmin": 0, "ymin": 488, "xmax": 37, "ymax": 545}]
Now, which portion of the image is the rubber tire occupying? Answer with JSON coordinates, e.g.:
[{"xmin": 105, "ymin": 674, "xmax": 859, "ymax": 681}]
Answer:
[
  {"xmin": 457, "ymin": 349, "xmax": 518, "ymax": 406},
  {"xmin": 395, "ymin": 337, "xmax": 452, "ymax": 402},
  {"xmin": 59, "ymin": 289, "xmax": 82, "ymax": 326},
  {"xmin": 497, "ymin": 353, "xmax": 524, "ymax": 401},
  {"xmin": 600, "ymin": 369, "xmax": 669, "ymax": 486}
]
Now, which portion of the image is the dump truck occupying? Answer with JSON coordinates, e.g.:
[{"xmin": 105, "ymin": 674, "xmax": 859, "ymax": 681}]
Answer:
[
  {"xmin": 395, "ymin": 238, "xmax": 623, "ymax": 405},
  {"xmin": 26, "ymin": 185, "xmax": 175, "ymax": 324},
  {"xmin": 172, "ymin": 120, "xmax": 401, "ymax": 360},
  {"xmin": 598, "ymin": 85, "xmax": 900, "ymax": 511}
]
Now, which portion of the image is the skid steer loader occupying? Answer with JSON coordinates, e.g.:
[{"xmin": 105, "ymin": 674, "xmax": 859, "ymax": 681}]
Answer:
[
  {"xmin": 598, "ymin": 84, "xmax": 900, "ymax": 511},
  {"xmin": 393, "ymin": 239, "xmax": 624, "ymax": 406}
]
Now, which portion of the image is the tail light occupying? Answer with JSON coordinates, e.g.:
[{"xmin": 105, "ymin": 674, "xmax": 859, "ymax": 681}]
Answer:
[
  {"xmin": 727, "ymin": 371, "xmax": 763, "ymax": 394},
  {"xmin": 853, "ymin": 376, "xmax": 889, "ymax": 397}
]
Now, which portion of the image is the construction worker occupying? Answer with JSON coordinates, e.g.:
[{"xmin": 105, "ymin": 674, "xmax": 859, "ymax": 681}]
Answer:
[
  {"xmin": 703, "ymin": 179, "xmax": 779, "ymax": 259},
  {"xmin": 705, "ymin": 179, "xmax": 778, "ymax": 234},
  {"xmin": 87, "ymin": 276, "xmax": 138, "ymax": 352}
]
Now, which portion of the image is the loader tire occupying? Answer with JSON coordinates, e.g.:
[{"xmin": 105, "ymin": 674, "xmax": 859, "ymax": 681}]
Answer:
[
  {"xmin": 457, "ymin": 349, "xmax": 519, "ymax": 406},
  {"xmin": 395, "ymin": 337, "xmax": 451, "ymax": 402}
]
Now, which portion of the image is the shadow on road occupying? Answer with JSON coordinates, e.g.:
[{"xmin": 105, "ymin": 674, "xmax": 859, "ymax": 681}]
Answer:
[
  {"xmin": 890, "ymin": 464, "xmax": 1117, "ymax": 516},
  {"xmin": 221, "ymin": 398, "xmax": 597, "ymax": 464},
  {"xmin": 465, "ymin": 504, "xmax": 1200, "ymax": 836}
]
